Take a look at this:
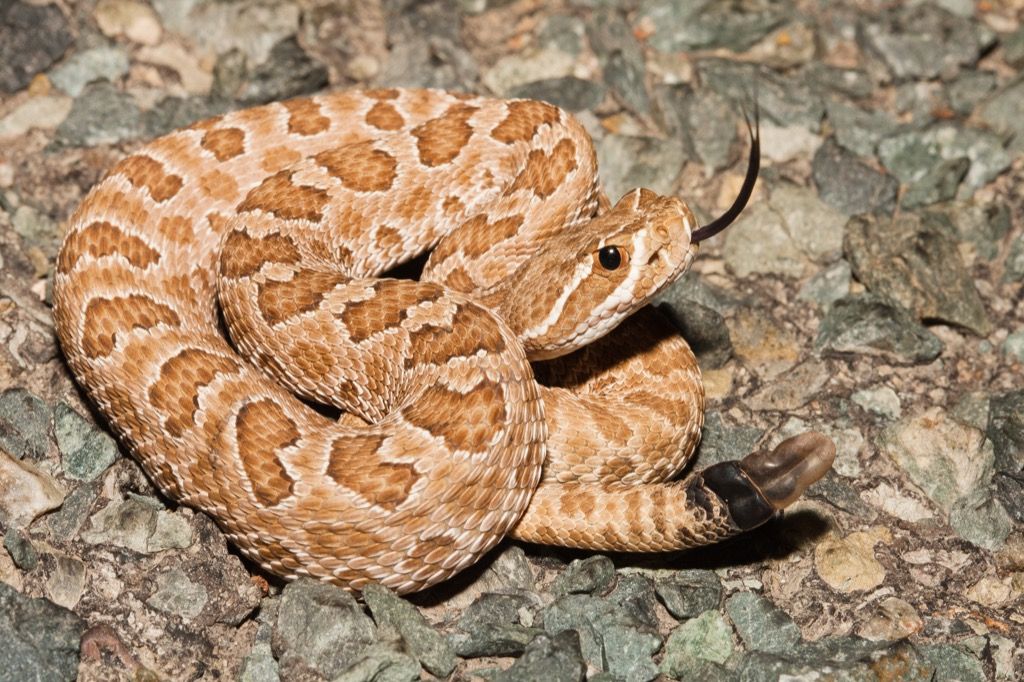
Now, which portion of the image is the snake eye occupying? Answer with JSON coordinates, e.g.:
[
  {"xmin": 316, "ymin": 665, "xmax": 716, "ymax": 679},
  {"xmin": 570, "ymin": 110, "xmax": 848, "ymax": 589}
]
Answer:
[{"xmin": 598, "ymin": 246, "xmax": 622, "ymax": 270}]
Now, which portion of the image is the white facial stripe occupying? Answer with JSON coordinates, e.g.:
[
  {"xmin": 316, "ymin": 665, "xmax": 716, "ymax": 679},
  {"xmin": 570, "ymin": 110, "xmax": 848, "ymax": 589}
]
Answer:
[{"xmin": 522, "ymin": 259, "xmax": 593, "ymax": 340}]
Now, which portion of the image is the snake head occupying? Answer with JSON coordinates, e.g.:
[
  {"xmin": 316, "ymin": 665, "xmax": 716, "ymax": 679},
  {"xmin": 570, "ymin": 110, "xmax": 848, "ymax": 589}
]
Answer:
[{"xmin": 491, "ymin": 188, "xmax": 699, "ymax": 360}]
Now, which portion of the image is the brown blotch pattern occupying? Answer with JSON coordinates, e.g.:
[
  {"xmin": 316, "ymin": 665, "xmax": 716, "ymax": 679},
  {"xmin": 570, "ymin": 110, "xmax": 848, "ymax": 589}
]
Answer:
[
  {"xmin": 316, "ymin": 142, "xmax": 398, "ymax": 193},
  {"xmin": 403, "ymin": 380, "xmax": 506, "ymax": 454},
  {"xmin": 406, "ymin": 303, "xmax": 506, "ymax": 367},
  {"xmin": 82, "ymin": 294, "xmax": 181, "ymax": 358},
  {"xmin": 442, "ymin": 195, "xmax": 464, "ymax": 215},
  {"xmin": 491, "ymin": 100, "xmax": 560, "ymax": 144},
  {"xmin": 220, "ymin": 230, "xmax": 301, "ymax": 279},
  {"xmin": 282, "ymin": 98, "xmax": 331, "ymax": 136},
  {"xmin": 374, "ymin": 225, "xmax": 403, "ymax": 252},
  {"xmin": 456, "ymin": 214, "xmax": 524, "ymax": 258},
  {"xmin": 198, "ymin": 169, "xmax": 239, "ymax": 202},
  {"xmin": 157, "ymin": 215, "xmax": 194, "ymax": 243},
  {"xmin": 113, "ymin": 154, "xmax": 184, "ymax": 203},
  {"xmin": 508, "ymin": 138, "xmax": 578, "ymax": 198},
  {"xmin": 235, "ymin": 399, "xmax": 299, "ymax": 506},
  {"xmin": 340, "ymin": 280, "xmax": 442, "ymax": 343},
  {"xmin": 328, "ymin": 434, "xmax": 419, "ymax": 509},
  {"xmin": 257, "ymin": 268, "xmax": 347, "ymax": 326},
  {"xmin": 58, "ymin": 221, "xmax": 160, "ymax": 274},
  {"xmin": 149, "ymin": 348, "xmax": 241, "ymax": 438},
  {"xmin": 237, "ymin": 170, "xmax": 329, "ymax": 223},
  {"xmin": 200, "ymin": 127, "xmax": 245, "ymax": 161},
  {"xmin": 365, "ymin": 101, "xmax": 404, "ymax": 130},
  {"xmin": 444, "ymin": 267, "xmax": 476, "ymax": 293},
  {"xmin": 412, "ymin": 105, "xmax": 478, "ymax": 167}
]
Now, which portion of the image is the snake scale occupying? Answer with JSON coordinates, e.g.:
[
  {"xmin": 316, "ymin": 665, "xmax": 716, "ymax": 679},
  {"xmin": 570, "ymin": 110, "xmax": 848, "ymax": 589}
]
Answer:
[{"xmin": 53, "ymin": 89, "xmax": 835, "ymax": 594}]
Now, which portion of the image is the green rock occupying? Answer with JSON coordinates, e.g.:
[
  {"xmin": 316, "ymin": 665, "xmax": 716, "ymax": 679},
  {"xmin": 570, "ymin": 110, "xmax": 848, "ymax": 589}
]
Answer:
[
  {"xmin": 917, "ymin": 644, "xmax": 987, "ymax": 682},
  {"xmin": 491, "ymin": 631, "xmax": 585, "ymax": 682},
  {"xmin": 551, "ymin": 555, "xmax": 616, "ymax": 596},
  {"xmin": 654, "ymin": 569, "xmax": 722, "ymax": 620},
  {"xmin": 363, "ymin": 583, "xmax": 456, "ymax": 678},
  {"xmin": 725, "ymin": 592, "xmax": 801, "ymax": 654},
  {"xmin": 146, "ymin": 568, "xmax": 208, "ymax": 620},
  {"xmin": 0, "ymin": 388, "xmax": 52, "ymax": 461},
  {"xmin": 660, "ymin": 610, "xmax": 734, "ymax": 666},
  {"xmin": 54, "ymin": 403, "xmax": 118, "ymax": 482},
  {"xmin": 0, "ymin": 582, "xmax": 86, "ymax": 682},
  {"xmin": 815, "ymin": 294, "xmax": 943, "ymax": 365}
]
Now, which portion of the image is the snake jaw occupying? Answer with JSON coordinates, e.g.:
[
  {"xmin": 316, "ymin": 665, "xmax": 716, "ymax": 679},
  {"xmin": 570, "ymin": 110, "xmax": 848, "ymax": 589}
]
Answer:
[{"xmin": 693, "ymin": 432, "xmax": 836, "ymax": 532}]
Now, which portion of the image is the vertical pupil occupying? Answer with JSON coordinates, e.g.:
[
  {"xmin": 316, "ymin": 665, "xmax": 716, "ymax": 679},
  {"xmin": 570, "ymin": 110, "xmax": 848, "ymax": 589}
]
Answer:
[{"xmin": 599, "ymin": 246, "xmax": 621, "ymax": 270}]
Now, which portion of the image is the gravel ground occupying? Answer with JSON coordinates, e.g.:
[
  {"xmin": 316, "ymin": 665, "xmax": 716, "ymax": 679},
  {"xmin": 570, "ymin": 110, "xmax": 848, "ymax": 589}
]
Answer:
[{"xmin": 1, "ymin": 1, "xmax": 1023, "ymax": 680}]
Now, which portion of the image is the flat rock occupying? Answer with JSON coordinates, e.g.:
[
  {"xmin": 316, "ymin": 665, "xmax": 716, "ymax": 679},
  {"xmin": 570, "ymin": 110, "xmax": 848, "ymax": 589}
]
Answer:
[
  {"xmin": 0, "ymin": 582, "xmax": 85, "ymax": 682},
  {"xmin": 508, "ymin": 77, "xmax": 606, "ymax": 113},
  {"xmin": 491, "ymin": 631, "xmax": 586, "ymax": 682},
  {"xmin": 272, "ymin": 579, "xmax": 383, "ymax": 680},
  {"xmin": 815, "ymin": 294, "xmax": 943, "ymax": 364},
  {"xmin": 812, "ymin": 139, "xmax": 898, "ymax": 216},
  {"xmin": 659, "ymin": 610, "xmax": 733, "ymax": 666},
  {"xmin": 363, "ymin": 583, "xmax": 456, "ymax": 678},
  {"xmin": 54, "ymin": 403, "xmax": 118, "ymax": 481},
  {"xmin": 638, "ymin": 0, "xmax": 789, "ymax": 53},
  {"xmin": 0, "ymin": 449, "xmax": 65, "ymax": 529},
  {"xmin": 725, "ymin": 592, "xmax": 801, "ymax": 654},
  {"xmin": 0, "ymin": 388, "xmax": 52, "ymax": 461},
  {"xmin": 844, "ymin": 212, "xmax": 991, "ymax": 335},
  {"xmin": 0, "ymin": 2, "xmax": 73, "ymax": 93},
  {"xmin": 979, "ymin": 76, "xmax": 1024, "ymax": 155},
  {"xmin": 48, "ymin": 46, "xmax": 131, "ymax": 97},
  {"xmin": 813, "ymin": 528, "xmax": 889, "ymax": 593},
  {"xmin": 858, "ymin": 4, "xmax": 994, "ymax": 80},
  {"xmin": 80, "ymin": 495, "xmax": 193, "ymax": 553},
  {"xmin": 54, "ymin": 80, "xmax": 143, "ymax": 147},
  {"xmin": 597, "ymin": 134, "xmax": 685, "ymax": 204}
]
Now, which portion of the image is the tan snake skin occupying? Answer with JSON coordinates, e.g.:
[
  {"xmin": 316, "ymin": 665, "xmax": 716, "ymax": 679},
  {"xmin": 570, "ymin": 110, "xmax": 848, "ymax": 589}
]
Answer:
[{"xmin": 53, "ymin": 89, "xmax": 835, "ymax": 594}]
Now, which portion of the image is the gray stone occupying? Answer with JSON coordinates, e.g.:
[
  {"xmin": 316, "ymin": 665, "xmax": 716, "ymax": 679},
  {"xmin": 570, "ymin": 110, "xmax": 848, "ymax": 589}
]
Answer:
[
  {"xmin": 4, "ymin": 529, "xmax": 38, "ymax": 570},
  {"xmin": 801, "ymin": 64, "xmax": 874, "ymax": 99},
  {"xmin": 692, "ymin": 412, "xmax": 763, "ymax": 468},
  {"xmin": 46, "ymin": 483, "xmax": 99, "ymax": 541},
  {"xmin": 0, "ymin": 2, "xmax": 73, "ymax": 93},
  {"xmin": 638, "ymin": 0, "xmax": 789, "ymax": 53},
  {"xmin": 599, "ymin": 621, "xmax": 662, "ymax": 682},
  {"xmin": 143, "ymin": 95, "xmax": 231, "ymax": 138},
  {"xmin": 362, "ymin": 583, "xmax": 456, "ymax": 678},
  {"xmin": 878, "ymin": 125, "xmax": 1010, "ymax": 195},
  {"xmin": 607, "ymin": 573, "xmax": 659, "ymax": 630},
  {"xmin": 844, "ymin": 212, "xmax": 992, "ymax": 335},
  {"xmin": 0, "ymin": 388, "xmax": 52, "ymax": 461},
  {"xmin": 977, "ymin": 77, "xmax": 1024, "ymax": 155},
  {"xmin": 851, "ymin": 386, "xmax": 902, "ymax": 420},
  {"xmin": 551, "ymin": 555, "xmax": 616, "ymax": 596},
  {"xmin": 797, "ymin": 260, "xmax": 852, "ymax": 309},
  {"xmin": 653, "ymin": 569, "xmax": 722, "ymax": 620},
  {"xmin": 48, "ymin": 46, "xmax": 131, "ymax": 97},
  {"xmin": 724, "ymin": 184, "xmax": 846, "ymax": 278},
  {"xmin": 987, "ymin": 390, "xmax": 1024, "ymax": 523},
  {"xmin": 0, "ymin": 581, "xmax": 85, "ymax": 682},
  {"xmin": 538, "ymin": 14, "xmax": 587, "ymax": 56},
  {"xmin": 656, "ymin": 299, "xmax": 732, "ymax": 369},
  {"xmin": 815, "ymin": 294, "xmax": 944, "ymax": 365},
  {"xmin": 542, "ymin": 592, "xmax": 660, "ymax": 676},
  {"xmin": 151, "ymin": 0, "xmax": 300, "ymax": 66},
  {"xmin": 826, "ymin": 99, "xmax": 900, "ymax": 157},
  {"xmin": 1006, "ymin": 234, "xmax": 1024, "ymax": 282},
  {"xmin": 859, "ymin": 4, "xmax": 994, "ymax": 80},
  {"xmin": 43, "ymin": 555, "xmax": 86, "ymax": 609},
  {"xmin": 659, "ymin": 652, "xmax": 730, "ymax": 682},
  {"xmin": 902, "ymin": 157, "xmax": 970, "ymax": 208},
  {"xmin": 491, "ymin": 631, "xmax": 585, "ymax": 682},
  {"xmin": 733, "ymin": 641, "xmax": 934, "ymax": 681},
  {"xmin": 1004, "ymin": 25, "xmax": 1024, "ymax": 68},
  {"xmin": 659, "ymin": 610, "xmax": 733, "ymax": 666},
  {"xmin": 812, "ymin": 140, "xmax": 899, "ymax": 216},
  {"xmin": 597, "ymin": 134, "xmax": 685, "ymax": 204},
  {"xmin": 746, "ymin": 359, "xmax": 830, "ymax": 412},
  {"xmin": 238, "ymin": 37, "xmax": 329, "ymax": 105},
  {"xmin": 239, "ymin": 599, "xmax": 280, "ymax": 682},
  {"xmin": 332, "ymin": 643, "xmax": 421, "ymax": 682},
  {"xmin": 948, "ymin": 71, "xmax": 998, "ymax": 115},
  {"xmin": 678, "ymin": 88, "xmax": 737, "ymax": 171},
  {"xmin": 917, "ymin": 644, "xmax": 987, "ymax": 682},
  {"xmin": 587, "ymin": 8, "xmax": 650, "ymax": 115},
  {"xmin": 451, "ymin": 592, "xmax": 540, "ymax": 657},
  {"xmin": 54, "ymin": 403, "xmax": 118, "ymax": 482},
  {"xmin": 508, "ymin": 77, "xmax": 606, "ymax": 113},
  {"xmin": 948, "ymin": 488, "xmax": 1013, "ymax": 551},
  {"xmin": 697, "ymin": 58, "xmax": 824, "ymax": 129},
  {"xmin": 146, "ymin": 568, "xmax": 209, "ymax": 620},
  {"xmin": 725, "ymin": 591, "xmax": 801, "ymax": 654},
  {"xmin": 272, "ymin": 579, "xmax": 382, "ymax": 680},
  {"xmin": 80, "ymin": 495, "xmax": 193, "ymax": 554},
  {"xmin": 55, "ymin": 80, "xmax": 143, "ymax": 147},
  {"xmin": 935, "ymin": 200, "xmax": 1012, "ymax": 261}
]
